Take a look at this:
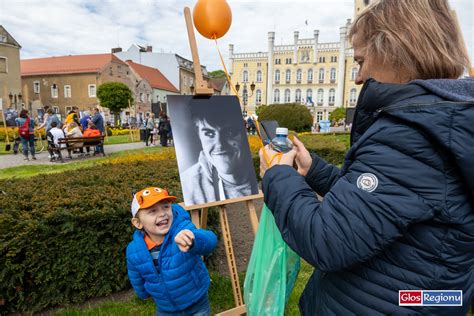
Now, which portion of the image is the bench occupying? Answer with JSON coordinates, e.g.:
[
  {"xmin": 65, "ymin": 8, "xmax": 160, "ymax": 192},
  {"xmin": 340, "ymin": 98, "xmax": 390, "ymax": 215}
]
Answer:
[{"xmin": 51, "ymin": 136, "xmax": 105, "ymax": 162}]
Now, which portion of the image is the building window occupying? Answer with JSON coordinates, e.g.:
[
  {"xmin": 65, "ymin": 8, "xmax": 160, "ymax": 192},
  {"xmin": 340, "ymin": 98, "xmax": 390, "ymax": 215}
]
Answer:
[
  {"xmin": 244, "ymin": 63, "xmax": 248, "ymax": 67},
  {"xmin": 275, "ymin": 70, "xmax": 280, "ymax": 83},
  {"xmin": 285, "ymin": 58, "xmax": 292, "ymax": 64},
  {"xmin": 183, "ymin": 75, "xmax": 187, "ymax": 86},
  {"xmin": 0, "ymin": 57, "xmax": 7, "ymax": 73},
  {"xmin": 53, "ymin": 106, "xmax": 59, "ymax": 114},
  {"xmin": 330, "ymin": 56, "xmax": 338, "ymax": 63},
  {"xmin": 319, "ymin": 68, "xmax": 325, "ymax": 83},
  {"xmin": 319, "ymin": 56, "xmax": 326, "ymax": 63},
  {"xmin": 296, "ymin": 69, "xmax": 302, "ymax": 83},
  {"xmin": 295, "ymin": 89, "xmax": 302, "ymax": 103},
  {"xmin": 243, "ymin": 70, "xmax": 249, "ymax": 82},
  {"xmin": 330, "ymin": 68, "xmax": 336, "ymax": 83},
  {"xmin": 88, "ymin": 84, "xmax": 96, "ymax": 97},
  {"xmin": 316, "ymin": 111, "xmax": 323, "ymax": 122},
  {"xmin": 33, "ymin": 81, "xmax": 40, "ymax": 94},
  {"xmin": 284, "ymin": 89, "xmax": 291, "ymax": 103},
  {"xmin": 329, "ymin": 88, "xmax": 335, "ymax": 105},
  {"xmin": 64, "ymin": 85, "xmax": 71, "ymax": 98},
  {"xmin": 189, "ymin": 77, "xmax": 194, "ymax": 87},
  {"xmin": 351, "ymin": 67, "xmax": 358, "ymax": 81},
  {"xmin": 275, "ymin": 58, "xmax": 281, "ymax": 65},
  {"xmin": 256, "ymin": 70, "xmax": 262, "ymax": 83},
  {"xmin": 257, "ymin": 62, "xmax": 262, "ymax": 67},
  {"xmin": 140, "ymin": 93, "xmax": 144, "ymax": 102},
  {"xmin": 317, "ymin": 89, "xmax": 324, "ymax": 105},
  {"xmin": 274, "ymin": 89, "xmax": 280, "ymax": 103},
  {"xmin": 306, "ymin": 89, "xmax": 313, "ymax": 105},
  {"xmin": 350, "ymin": 88, "xmax": 357, "ymax": 105},
  {"xmin": 51, "ymin": 84, "xmax": 58, "ymax": 98},
  {"xmin": 65, "ymin": 106, "xmax": 72, "ymax": 113},
  {"xmin": 285, "ymin": 69, "xmax": 291, "ymax": 83},
  {"xmin": 147, "ymin": 94, "xmax": 151, "ymax": 102},
  {"xmin": 256, "ymin": 89, "xmax": 262, "ymax": 104},
  {"xmin": 307, "ymin": 69, "xmax": 313, "ymax": 83},
  {"xmin": 0, "ymin": 35, "xmax": 6, "ymax": 43}
]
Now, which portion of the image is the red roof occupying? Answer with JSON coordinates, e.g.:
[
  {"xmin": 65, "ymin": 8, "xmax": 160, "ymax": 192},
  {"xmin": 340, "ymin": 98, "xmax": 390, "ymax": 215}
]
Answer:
[
  {"xmin": 125, "ymin": 60, "xmax": 179, "ymax": 93},
  {"xmin": 21, "ymin": 53, "xmax": 126, "ymax": 76}
]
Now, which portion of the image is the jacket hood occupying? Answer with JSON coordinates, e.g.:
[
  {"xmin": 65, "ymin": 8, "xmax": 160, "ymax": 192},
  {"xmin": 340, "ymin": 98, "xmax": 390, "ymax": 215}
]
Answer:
[{"xmin": 376, "ymin": 78, "xmax": 474, "ymax": 198}]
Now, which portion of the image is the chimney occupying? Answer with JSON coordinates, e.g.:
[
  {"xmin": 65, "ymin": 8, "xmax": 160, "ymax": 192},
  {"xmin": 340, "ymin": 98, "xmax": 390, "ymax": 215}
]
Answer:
[
  {"xmin": 146, "ymin": 46, "xmax": 153, "ymax": 52},
  {"xmin": 111, "ymin": 47, "xmax": 122, "ymax": 53}
]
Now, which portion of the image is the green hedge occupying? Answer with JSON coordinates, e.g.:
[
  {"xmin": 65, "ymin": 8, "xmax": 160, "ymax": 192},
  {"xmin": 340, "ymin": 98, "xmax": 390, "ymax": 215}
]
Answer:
[{"xmin": 0, "ymin": 159, "xmax": 183, "ymax": 313}]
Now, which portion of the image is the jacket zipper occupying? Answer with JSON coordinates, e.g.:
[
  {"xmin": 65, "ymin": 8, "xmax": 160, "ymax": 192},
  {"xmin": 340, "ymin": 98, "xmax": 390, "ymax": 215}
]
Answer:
[
  {"xmin": 349, "ymin": 80, "xmax": 371, "ymax": 145},
  {"xmin": 376, "ymin": 100, "xmax": 474, "ymax": 115}
]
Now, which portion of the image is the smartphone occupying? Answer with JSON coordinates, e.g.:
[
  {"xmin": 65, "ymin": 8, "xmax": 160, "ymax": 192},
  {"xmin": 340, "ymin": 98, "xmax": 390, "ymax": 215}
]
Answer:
[{"xmin": 256, "ymin": 120, "xmax": 279, "ymax": 145}]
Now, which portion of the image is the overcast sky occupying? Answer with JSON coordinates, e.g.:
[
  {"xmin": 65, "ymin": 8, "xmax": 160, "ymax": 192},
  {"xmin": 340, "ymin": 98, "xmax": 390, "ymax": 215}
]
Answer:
[{"xmin": 1, "ymin": 0, "xmax": 472, "ymax": 72}]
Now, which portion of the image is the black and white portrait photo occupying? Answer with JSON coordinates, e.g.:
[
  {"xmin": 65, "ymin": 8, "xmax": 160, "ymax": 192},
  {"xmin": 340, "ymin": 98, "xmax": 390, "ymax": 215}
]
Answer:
[{"xmin": 167, "ymin": 95, "xmax": 259, "ymax": 207}]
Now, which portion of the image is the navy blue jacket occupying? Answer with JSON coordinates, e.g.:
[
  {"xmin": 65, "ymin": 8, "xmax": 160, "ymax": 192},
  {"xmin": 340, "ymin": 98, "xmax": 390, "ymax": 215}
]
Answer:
[
  {"xmin": 126, "ymin": 204, "xmax": 217, "ymax": 312},
  {"xmin": 263, "ymin": 78, "xmax": 474, "ymax": 315},
  {"xmin": 91, "ymin": 112, "xmax": 104, "ymax": 133}
]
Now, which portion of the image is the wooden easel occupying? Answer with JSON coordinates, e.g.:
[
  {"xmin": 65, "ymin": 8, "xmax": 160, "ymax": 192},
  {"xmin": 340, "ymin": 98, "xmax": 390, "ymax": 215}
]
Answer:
[{"xmin": 183, "ymin": 7, "xmax": 262, "ymax": 315}]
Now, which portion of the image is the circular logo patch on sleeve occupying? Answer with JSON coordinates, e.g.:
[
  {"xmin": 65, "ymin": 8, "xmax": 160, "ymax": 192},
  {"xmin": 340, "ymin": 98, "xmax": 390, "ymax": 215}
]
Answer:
[{"xmin": 357, "ymin": 173, "xmax": 378, "ymax": 192}]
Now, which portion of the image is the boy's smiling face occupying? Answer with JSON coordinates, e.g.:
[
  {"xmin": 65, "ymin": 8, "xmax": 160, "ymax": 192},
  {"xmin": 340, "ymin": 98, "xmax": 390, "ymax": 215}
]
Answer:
[{"xmin": 132, "ymin": 201, "xmax": 174, "ymax": 239}]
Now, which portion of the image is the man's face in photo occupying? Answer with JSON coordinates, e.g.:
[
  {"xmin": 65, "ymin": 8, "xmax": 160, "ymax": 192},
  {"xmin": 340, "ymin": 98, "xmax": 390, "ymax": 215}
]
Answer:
[{"xmin": 196, "ymin": 119, "xmax": 243, "ymax": 175}]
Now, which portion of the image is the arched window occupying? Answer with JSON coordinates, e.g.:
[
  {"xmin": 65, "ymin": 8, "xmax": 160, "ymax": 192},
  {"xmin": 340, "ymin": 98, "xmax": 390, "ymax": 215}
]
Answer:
[
  {"xmin": 274, "ymin": 89, "xmax": 280, "ymax": 103},
  {"xmin": 296, "ymin": 69, "xmax": 302, "ymax": 82},
  {"xmin": 317, "ymin": 88, "xmax": 324, "ymax": 105},
  {"xmin": 349, "ymin": 88, "xmax": 357, "ymax": 105},
  {"xmin": 330, "ymin": 68, "xmax": 336, "ymax": 83},
  {"xmin": 329, "ymin": 88, "xmax": 335, "ymax": 105},
  {"xmin": 307, "ymin": 69, "xmax": 313, "ymax": 82},
  {"xmin": 275, "ymin": 70, "xmax": 280, "ymax": 83},
  {"xmin": 284, "ymin": 89, "xmax": 291, "ymax": 103},
  {"xmin": 295, "ymin": 89, "xmax": 302, "ymax": 102},
  {"xmin": 306, "ymin": 89, "xmax": 313, "ymax": 105},
  {"xmin": 256, "ymin": 70, "xmax": 262, "ymax": 83},
  {"xmin": 351, "ymin": 67, "xmax": 358, "ymax": 81},
  {"xmin": 256, "ymin": 89, "xmax": 262, "ymax": 104},
  {"xmin": 285, "ymin": 69, "xmax": 291, "ymax": 83},
  {"xmin": 243, "ymin": 70, "xmax": 249, "ymax": 82},
  {"xmin": 319, "ymin": 68, "xmax": 325, "ymax": 83}
]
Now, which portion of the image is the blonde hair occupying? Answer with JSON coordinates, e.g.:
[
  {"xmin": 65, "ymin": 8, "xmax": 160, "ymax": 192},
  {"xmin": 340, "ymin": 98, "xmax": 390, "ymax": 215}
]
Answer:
[{"xmin": 349, "ymin": 0, "xmax": 471, "ymax": 80}]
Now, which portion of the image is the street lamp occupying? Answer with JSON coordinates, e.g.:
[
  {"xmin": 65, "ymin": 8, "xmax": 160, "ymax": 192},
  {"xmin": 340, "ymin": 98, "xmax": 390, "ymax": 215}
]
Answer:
[{"xmin": 235, "ymin": 81, "xmax": 255, "ymax": 116}]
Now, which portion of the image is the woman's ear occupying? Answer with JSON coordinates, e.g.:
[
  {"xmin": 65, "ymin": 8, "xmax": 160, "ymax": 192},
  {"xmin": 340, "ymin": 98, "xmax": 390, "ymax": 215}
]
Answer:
[{"xmin": 131, "ymin": 217, "xmax": 142, "ymax": 229}]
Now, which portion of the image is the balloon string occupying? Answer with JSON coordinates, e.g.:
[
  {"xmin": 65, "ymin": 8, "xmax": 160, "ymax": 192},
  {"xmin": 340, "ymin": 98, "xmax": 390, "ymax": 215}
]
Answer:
[{"xmin": 214, "ymin": 38, "xmax": 242, "ymax": 107}]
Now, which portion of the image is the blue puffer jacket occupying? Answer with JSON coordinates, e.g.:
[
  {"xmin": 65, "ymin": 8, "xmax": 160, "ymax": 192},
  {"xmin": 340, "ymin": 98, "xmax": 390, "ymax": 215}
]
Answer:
[
  {"xmin": 126, "ymin": 204, "xmax": 217, "ymax": 312},
  {"xmin": 263, "ymin": 78, "xmax": 474, "ymax": 315}
]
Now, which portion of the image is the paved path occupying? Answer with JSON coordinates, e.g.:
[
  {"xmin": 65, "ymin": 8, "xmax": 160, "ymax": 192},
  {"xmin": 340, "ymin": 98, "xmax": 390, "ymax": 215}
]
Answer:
[{"xmin": 0, "ymin": 142, "xmax": 148, "ymax": 169}]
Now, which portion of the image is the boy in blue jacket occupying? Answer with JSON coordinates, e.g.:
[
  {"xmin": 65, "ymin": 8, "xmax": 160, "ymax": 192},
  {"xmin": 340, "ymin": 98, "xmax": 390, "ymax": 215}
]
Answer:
[{"xmin": 126, "ymin": 187, "xmax": 217, "ymax": 315}]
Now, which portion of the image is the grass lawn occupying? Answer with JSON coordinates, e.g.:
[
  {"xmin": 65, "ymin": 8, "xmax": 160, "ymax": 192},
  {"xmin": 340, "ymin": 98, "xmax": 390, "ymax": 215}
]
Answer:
[
  {"xmin": 53, "ymin": 261, "xmax": 314, "ymax": 315},
  {"xmin": 0, "ymin": 135, "xmax": 140, "ymax": 155},
  {"xmin": 0, "ymin": 145, "xmax": 165, "ymax": 180}
]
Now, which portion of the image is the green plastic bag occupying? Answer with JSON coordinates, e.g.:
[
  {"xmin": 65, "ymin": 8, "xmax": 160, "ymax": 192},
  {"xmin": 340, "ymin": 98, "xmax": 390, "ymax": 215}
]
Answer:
[{"xmin": 244, "ymin": 204, "xmax": 301, "ymax": 316}]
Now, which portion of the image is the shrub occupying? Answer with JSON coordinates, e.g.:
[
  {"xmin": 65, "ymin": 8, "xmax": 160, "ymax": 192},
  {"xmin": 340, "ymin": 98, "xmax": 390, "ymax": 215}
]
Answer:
[
  {"xmin": 257, "ymin": 103, "xmax": 313, "ymax": 133},
  {"xmin": 0, "ymin": 127, "xmax": 45, "ymax": 141},
  {"xmin": 329, "ymin": 107, "xmax": 346, "ymax": 122}
]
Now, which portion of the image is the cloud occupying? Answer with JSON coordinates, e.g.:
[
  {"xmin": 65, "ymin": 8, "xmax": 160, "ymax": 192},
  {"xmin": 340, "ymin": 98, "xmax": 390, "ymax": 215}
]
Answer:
[{"xmin": 0, "ymin": 0, "xmax": 472, "ymax": 72}]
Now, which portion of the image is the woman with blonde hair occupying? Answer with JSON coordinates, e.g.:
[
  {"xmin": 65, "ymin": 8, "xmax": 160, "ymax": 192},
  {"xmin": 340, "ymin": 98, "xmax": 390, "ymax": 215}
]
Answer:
[{"xmin": 259, "ymin": 0, "xmax": 473, "ymax": 314}]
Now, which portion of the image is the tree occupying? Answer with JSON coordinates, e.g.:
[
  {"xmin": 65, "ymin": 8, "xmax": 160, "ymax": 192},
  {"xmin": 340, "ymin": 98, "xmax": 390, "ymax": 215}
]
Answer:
[
  {"xmin": 329, "ymin": 107, "xmax": 346, "ymax": 122},
  {"xmin": 96, "ymin": 82, "xmax": 133, "ymax": 125},
  {"xmin": 208, "ymin": 70, "xmax": 226, "ymax": 79},
  {"xmin": 258, "ymin": 103, "xmax": 313, "ymax": 132}
]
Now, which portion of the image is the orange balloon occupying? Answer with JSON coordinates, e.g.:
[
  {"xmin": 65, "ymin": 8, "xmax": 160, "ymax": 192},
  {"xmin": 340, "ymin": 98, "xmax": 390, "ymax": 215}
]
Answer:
[{"xmin": 193, "ymin": 0, "xmax": 232, "ymax": 40}]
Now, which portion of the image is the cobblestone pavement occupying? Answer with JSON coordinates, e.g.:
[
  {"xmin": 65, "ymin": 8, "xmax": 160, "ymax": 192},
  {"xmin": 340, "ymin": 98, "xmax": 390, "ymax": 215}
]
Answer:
[{"xmin": 0, "ymin": 142, "xmax": 148, "ymax": 169}]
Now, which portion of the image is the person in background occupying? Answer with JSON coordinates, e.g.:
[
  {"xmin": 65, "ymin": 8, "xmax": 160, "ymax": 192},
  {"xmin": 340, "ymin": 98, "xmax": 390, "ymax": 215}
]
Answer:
[
  {"xmin": 64, "ymin": 106, "xmax": 80, "ymax": 129},
  {"xmin": 158, "ymin": 114, "xmax": 170, "ymax": 147},
  {"xmin": 46, "ymin": 121, "xmax": 67, "ymax": 161},
  {"xmin": 65, "ymin": 122, "xmax": 84, "ymax": 157},
  {"xmin": 91, "ymin": 108, "xmax": 105, "ymax": 155},
  {"xmin": 36, "ymin": 106, "xmax": 50, "ymax": 131},
  {"xmin": 259, "ymin": 0, "xmax": 474, "ymax": 315},
  {"xmin": 80, "ymin": 110, "xmax": 91, "ymax": 131},
  {"xmin": 15, "ymin": 109, "xmax": 36, "ymax": 161},
  {"xmin": 145, "ymin": 113, "xmax": 155, "ymax": 146}
]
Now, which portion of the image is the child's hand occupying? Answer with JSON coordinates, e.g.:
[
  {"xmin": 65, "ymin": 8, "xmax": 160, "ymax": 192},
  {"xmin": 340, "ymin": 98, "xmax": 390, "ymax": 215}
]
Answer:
[{"xmin": 174, "ymin": 229, "xmax": 195, "ymax": 252}]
